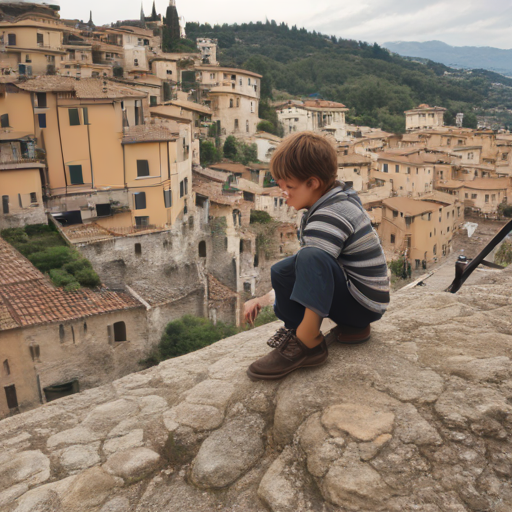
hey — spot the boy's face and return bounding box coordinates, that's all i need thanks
[276,177,322,210]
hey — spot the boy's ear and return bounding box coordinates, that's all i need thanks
[307,177,322,190]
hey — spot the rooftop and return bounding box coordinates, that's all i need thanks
[337,154,373,165]
[405,104,447,113]
[0,237,142,331]
[161,100,212,116]
[382,196,443,216]
[196,65,262,79]
[15,77,146,100]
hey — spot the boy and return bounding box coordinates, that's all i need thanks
[245,131,390,381]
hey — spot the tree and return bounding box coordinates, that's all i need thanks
[200,140,222,167]
[257,120,275,133]
[223,136,238,160]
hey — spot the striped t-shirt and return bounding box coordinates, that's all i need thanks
[298,184,390,314]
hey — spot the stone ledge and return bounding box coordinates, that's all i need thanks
[1,267,512,511]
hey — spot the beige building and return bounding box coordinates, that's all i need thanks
[276,100,348,142]
[380,195,463,268]
[0,237,147,418]
[405,104,446,132]
[0,132,46,229]
[436,177,512,215]
[0,19,67,76]
[195,65,261,137]
[337,153,373,192]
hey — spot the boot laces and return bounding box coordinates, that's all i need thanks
[267,327,291,348]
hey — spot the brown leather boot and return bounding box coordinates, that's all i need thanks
[247,330,328,381]
[336,324,371,344]
[266,326,292,348]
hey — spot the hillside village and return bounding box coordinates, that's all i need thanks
[1,0,512,422]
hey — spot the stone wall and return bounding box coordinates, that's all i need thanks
[0,206,47,230]
[3,267,512,511]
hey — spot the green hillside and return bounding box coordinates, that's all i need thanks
[185,21,512,133]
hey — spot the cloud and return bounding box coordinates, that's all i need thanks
[58,0,512,49]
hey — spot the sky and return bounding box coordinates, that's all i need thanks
[49,0,512,49]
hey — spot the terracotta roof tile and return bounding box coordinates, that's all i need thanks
[0,237,142,331]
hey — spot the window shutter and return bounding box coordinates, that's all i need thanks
[69,165,83,185]
[38,113,46,128]
[164,189,172,208]
[134,192,146,209]
[136,160,150,177]
[0,114,9,128]
[68,108,80,126]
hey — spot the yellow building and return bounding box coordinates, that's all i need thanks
[380,195,463,268]
[0,133,46,229]
[0,19,67,76]
[0,76,193,230]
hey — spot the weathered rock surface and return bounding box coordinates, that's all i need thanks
[2,268,512,511]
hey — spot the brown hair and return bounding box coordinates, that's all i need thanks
[270,131,338,187]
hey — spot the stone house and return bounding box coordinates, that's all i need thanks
[276,100,348,142]
[405,104,446,132]
[379,195,463,268]
[196,38,218,66]
[195,65,261,137]
[0,237,147,419]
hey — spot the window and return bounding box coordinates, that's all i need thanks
[392,210,398,218]
[38,114,46,128]
[29,344,40,361]
[251,101,254,113]
[135,216,149,229]
[465,193,469,198]
[59,324,65,341]
[68,108,80,126]
[492,194,496,202]
[113,321,127,342]
[395,165,399,173]
[485,194,489,203]
[390,234,395,244]
[184,178,189,195]
[167,70,173,75]
[1,114,9,128]
[382,163,388,173]
[134,243,141,255]
[164,189,172,208]
[3,359,10,376]
[37,33,43,46]
[134,192,146,209]
[405,217,411,227]
[7,34,16,46]
[4,385,18,409]
[198,241,206,257]
[248,78,251,85]
[46,55,55,63]
[83,107,89,126]
[150,96,157,107]
[81,54,87,61]
[234,119,239,130]
[25,54,31,63]
[30,192,37,203]
[239,78,243,86]
[36,92,47,108]
[236,97,240,108]
[471,194,477,199]
[136,160,150,177]
[502,153,509,161]
[433,244,437,255]
[69,165,83,185]
[210,73,216,79]
[468,152,474,160]
[180,180,184,198]
[246,120,249,133]
[134,59,139,66]
[229,98,233,108]
[407,167,411,174]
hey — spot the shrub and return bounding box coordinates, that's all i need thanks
[1,228,29,244]
[24,224,53,236]
[200,140,222,167]
[49,268,79,288]
[495,241,512,267]
[74,267,101,288]
[250,210,273,224]
[253,306,277,327]
[63,258,93,275]
[150,315,238,363]
[64,281,81,292]
[28,246,75,273]
[256,120,275,133]
[388,257,407,279]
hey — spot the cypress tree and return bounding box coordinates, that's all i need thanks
[151,0,158,21]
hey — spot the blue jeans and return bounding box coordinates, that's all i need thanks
[271,247,382,330]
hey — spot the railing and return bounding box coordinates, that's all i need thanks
[0,155,45,165]
[104,224,164,236]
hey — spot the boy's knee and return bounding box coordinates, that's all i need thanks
[296,247,334,267]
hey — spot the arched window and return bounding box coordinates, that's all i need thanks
[229,98,233,108]
[113,321,127,342]
[198,241,206,258]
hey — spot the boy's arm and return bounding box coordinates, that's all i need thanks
[244,289,275,324]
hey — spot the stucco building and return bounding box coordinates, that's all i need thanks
[405,105,446,132]
[276,100,348,141]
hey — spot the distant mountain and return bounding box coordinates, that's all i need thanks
[383,41,512,77]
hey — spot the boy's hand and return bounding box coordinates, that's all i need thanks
[244,298,262,325]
